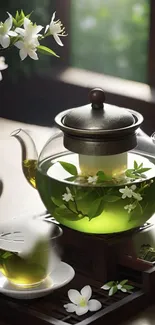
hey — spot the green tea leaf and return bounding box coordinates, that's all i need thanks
[109,286,118,296]
[37,45,59,57]
[120,279,128,286]
[54,206,79,221]
[123,285,134,291]
[87,197,104,220]
[134,161,138,169]
[103,195,120,203]
[58,161,78,176]
[137,168,151,174]
[139,163,143,168]
[125,169,137,178]
[97,171,112,181]
[51,196,64,207]
[65,176,77,182]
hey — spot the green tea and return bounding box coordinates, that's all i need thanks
[0,241,50,287]
[23,159,37,189]
[36,152,155,234]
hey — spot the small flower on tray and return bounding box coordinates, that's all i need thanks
[101,280,134,296]
[64,285,102,316]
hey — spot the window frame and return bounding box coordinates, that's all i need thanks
[54,0,155,109]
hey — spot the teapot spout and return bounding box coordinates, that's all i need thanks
[11,129,38,189]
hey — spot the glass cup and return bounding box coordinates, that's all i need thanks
[0,224,63,288]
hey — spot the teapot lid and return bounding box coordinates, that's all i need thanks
[63,88,135,131]
[55,88,143,155]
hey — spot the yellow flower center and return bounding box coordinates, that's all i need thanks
[79,298,87,307]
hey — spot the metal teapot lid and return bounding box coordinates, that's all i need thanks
[55,88,143,155]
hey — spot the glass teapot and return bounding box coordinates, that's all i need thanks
[12,88,155,234]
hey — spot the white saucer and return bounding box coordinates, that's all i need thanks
[0,262,75,299]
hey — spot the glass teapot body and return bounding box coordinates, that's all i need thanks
[12,89,155,234]
[35,129,155,234]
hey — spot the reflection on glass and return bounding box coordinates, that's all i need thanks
[71,0,149,83]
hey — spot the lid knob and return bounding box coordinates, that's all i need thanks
[89,88,105,109]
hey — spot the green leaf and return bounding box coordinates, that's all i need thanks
[65,176,77,182]
[37,45,59,57]
[109,286,118,296]
[103,195,120,203]
[97,171,112,181]
[2,251,13,259]
[15,10,20,21]
[16,18,25,27]
[104,281,115,288]
[134,161,138,169]
[139,163,143,168]
[20,10,25,19]
[58,161,78,176]
[137,168,151,174]
[51,196,64,207]
[123,285,134,291]
[125,169,137,179]
[87,197,104,220]
[120,279,128,286]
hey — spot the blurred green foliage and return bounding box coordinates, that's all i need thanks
[71,0,150,83]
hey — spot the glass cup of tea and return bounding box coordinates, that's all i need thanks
[0,223,63,288]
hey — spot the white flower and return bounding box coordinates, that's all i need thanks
[0,56,8,81]
[132,192,142,201]
[87,176,98,185]
[124,204,135,214]
[62,187,74,202]
[119,186,133,199]
[15,17,43,60]
[64,285,102,316]
[0,13,17,48]
[15,17,43,40]
[46,12,66,47]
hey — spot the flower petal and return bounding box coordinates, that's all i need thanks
[1,35,10,48]
[131,185,136,191]
[50,12,56,24]
[45,24,49,34]
[28,49,38,60]
[24,17,31,29]
[14,41,23,49]
[88,299,102,312]
[4,13,12,32]
[68,289,82,305]
[64,303,76,313]
[81,285,92,302]
[8,30,18,37]
[53,33,64,46]
[20,48,27,61]
[117,284,122,289]
[76,306,89,316]
[15,27,25,36]
[32,25,43,35]
[0,71,2,81]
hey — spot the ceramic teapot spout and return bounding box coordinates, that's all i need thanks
[11,129,38,189]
